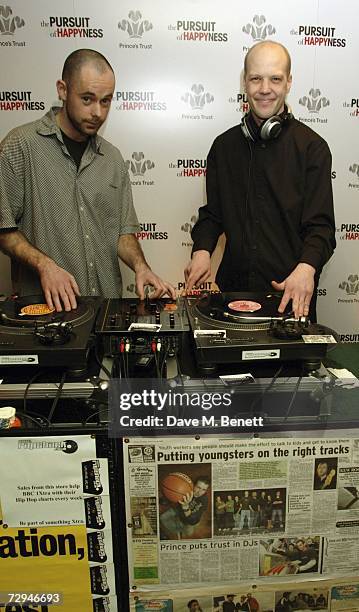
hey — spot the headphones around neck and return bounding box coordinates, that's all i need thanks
[240,105,292,142]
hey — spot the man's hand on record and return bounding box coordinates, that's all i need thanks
[38,259,80,312]
[271,263,315,319]
[135,266,176,300]
[184,250,211,293]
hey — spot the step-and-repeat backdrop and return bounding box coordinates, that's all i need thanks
[0,0,358,339]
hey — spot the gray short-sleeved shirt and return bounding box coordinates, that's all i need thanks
[0,107,140,297]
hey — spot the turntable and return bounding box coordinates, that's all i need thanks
[185,292,337,371]
[0,295,102,370]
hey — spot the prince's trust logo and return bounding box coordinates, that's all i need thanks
[0,5,25,47]
[299,89,330,113]
[0,5,24,34]
[349,163,359,189]
[242,15,276,41]
[182,84,214,110]
[126,152,154,176]
[118,10,153,49]
[181,215,198,248]
[181,84,214,120]
[119,10,152,37]
[339,275,359,298]
[181,215,198,235]
[298,89,329,125]
[126,152,155,186]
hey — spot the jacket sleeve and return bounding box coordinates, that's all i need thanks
[191,140,224,254]
[299,138,336,271]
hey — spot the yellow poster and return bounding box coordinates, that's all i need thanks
[0,522,93,611]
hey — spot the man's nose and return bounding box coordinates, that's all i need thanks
[259,78,271,93]
[91,102,101,117]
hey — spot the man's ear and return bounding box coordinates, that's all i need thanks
[56,79,67,102]
[286,73,293,94]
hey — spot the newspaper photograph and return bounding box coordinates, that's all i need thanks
[330,583,359,610]
[123,435,359,588]
[129,577,356,611]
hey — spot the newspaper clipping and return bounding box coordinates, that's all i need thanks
[123,435,359,590]
[129,578,359,611]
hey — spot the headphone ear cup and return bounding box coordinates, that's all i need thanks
[260,115,283,140]
[240,114,255,141]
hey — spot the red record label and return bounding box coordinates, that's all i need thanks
[20,303,55,316]
[228,300,262,312]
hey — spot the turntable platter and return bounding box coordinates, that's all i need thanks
[185,292,332,368]
[0,295,95,333]
[0,295,102,369]
[192,292,292,331]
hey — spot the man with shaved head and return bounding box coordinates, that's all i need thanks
[185,41,335,320]
[0,49,175,310]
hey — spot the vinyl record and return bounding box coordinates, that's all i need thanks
[193,292,291,325]
[0,295,93,331]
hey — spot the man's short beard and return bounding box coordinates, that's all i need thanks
[65,103,93,139]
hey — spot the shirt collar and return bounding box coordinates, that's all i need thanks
[36,107,103,154]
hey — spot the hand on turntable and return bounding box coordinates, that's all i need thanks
[271,262,315,318]
[38,258,80,312]
[184,249,211,293]
[135,267,176,300]
[117,234,176,299]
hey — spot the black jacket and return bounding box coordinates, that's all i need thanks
[192,116,336,293]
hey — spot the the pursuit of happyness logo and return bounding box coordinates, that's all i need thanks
[118,10,153,50]
[0,90,45,111]
[290,24,347,47]
[169,158,207,178]
[41,15,103,38]
[168,18,228,42]
[336,220,359,241]
[114,90,166,111]
[0,5,25,47]
[126,151,155,186]
[298,88,330,126]
[228,91,250,115]
[343,97,359,118]
[135,222,168,241]
[177,279,215,294]
[181,84,214,120]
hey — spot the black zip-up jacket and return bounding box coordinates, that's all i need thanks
[191,116,336,294]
